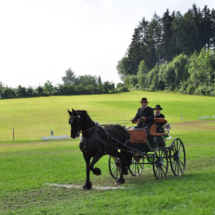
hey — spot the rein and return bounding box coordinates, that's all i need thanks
[82,124,141,154]
[82,123,99,133]
[81,124,139,154]
[69,110,145,156]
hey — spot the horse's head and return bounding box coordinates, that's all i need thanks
[68,109,82,139]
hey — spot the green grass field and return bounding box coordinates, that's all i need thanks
[0,91,215,214]
[1,91,215,142]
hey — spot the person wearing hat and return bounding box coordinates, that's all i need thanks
[154,104,165,132]
[131,98,154,129]
[154,104,165,118]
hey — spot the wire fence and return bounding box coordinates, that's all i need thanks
[1,109,215,143]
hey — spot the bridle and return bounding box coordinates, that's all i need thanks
[69,114,81,137]
[69,114,100,135]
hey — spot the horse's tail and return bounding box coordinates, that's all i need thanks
[114,124,130,144]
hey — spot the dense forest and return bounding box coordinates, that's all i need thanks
[0,68,128,99]
[117,4,215,96]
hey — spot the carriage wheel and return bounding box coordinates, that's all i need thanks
[153,147,168,180]
[170,138,186,176]
[129,154,144,176]
[109,156,121,179]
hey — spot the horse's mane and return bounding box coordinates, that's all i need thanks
[75,110,92,121]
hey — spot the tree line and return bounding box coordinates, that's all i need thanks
[117,4,215,96]
[124,48,215,96]
[0,68,128,99]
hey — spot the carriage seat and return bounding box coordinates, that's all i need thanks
[127,128,147,143]
[131,118,168,137]
[132,118,167,125]
[153,118,167,124]
[150,118,167,136]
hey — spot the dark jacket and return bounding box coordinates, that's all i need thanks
[134,106,154,127]
[154,113,165,132]
[154,113,165,118]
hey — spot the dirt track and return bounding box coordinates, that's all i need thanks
[43,183,130,190]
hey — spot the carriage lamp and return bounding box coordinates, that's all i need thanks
[162,124,172,140]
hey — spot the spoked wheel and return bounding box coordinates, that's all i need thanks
[129,154,144,176]
[170,138,186,176]
[153,147,168,180]
[109,156,121,179]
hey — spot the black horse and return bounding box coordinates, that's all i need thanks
[68,109,131,190]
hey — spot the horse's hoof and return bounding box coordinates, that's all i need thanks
[83,186,92,190]
[82,183,92,190]
[115,181,120,185]
[115,179,125,185]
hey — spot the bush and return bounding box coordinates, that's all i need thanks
[134,84,141,90]
[186,84,195,95]
[210,89,215,97]
[129,75,138,88]
[194,86,214,96]
[116,86,129,92]
[116,83,124,88]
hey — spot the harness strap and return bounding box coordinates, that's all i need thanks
[82,122,99,133]
[99,126,112,154]
[81,124,140,155]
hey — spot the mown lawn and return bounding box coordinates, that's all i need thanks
[0,91,215,214]
[1,121,215,214]
[1,91,215,142]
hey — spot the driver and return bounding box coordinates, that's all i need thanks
[131,98,154,129]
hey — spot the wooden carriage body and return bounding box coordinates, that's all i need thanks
[127,118,168,152]
[109,118,186,180]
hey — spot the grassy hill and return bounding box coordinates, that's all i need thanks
[0,91,215,214]
[1,91,215,142]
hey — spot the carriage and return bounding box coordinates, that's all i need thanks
[68,109,186,189]
[109,118,186,180]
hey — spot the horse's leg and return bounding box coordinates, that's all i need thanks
[89,154,102,175]
[83,153,92,190]
[115,151,126,185]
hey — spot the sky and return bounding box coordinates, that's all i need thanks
[0,0,214,88]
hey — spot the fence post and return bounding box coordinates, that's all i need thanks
[13,128,15,142]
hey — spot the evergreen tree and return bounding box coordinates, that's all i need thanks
[202,5,213,48]
[160,9,175,62]
[119,4,215,83]
[98,76,102,84]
